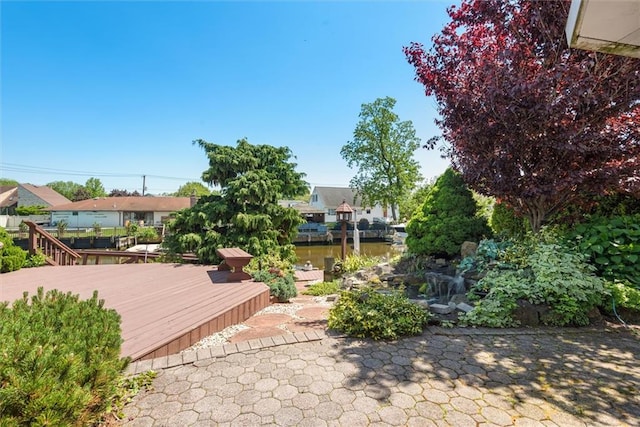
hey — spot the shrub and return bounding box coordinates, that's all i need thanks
[0,228,27,273]
[490,201,529,239]
[357,218,370,230]
[342,253,382,274]
[15,205,48,216]
[328,288,431,340]
[604,280,640,313]
[252,269,297,302]
[569,214,640,287]
[1,246,27,273]
[136,226,159,243]
[23,251,47,268]
[0,287,128,425]
[246,251,293,275]
[461,233,606,327]
[406,168,491,258]
[303,280,341,296]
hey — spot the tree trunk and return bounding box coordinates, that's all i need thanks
[390,204,398,221]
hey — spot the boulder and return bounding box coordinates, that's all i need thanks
[461,241,478,258]
[429,303,454,315]
[512,300,550,327]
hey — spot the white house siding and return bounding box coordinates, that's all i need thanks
[309,187,391,224]
[51,211,120,228]
[153,212,175,225]
[323,207,387,224]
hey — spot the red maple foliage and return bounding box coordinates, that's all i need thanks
[404,0,640,231]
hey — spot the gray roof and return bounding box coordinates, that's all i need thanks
[312,187,363,209]
[20,184,71,206]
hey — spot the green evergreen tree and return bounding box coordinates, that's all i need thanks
[163,138,307,264]
[406,168,491,257]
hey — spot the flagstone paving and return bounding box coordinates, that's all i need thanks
[122,325,640,426]
[122,270,640,425]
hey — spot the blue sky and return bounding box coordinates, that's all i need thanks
[1,1,453,195]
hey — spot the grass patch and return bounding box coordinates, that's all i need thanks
[303,280,341,296]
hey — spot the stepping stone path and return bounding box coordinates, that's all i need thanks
[214,273,333,346]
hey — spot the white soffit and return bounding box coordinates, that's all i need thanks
[566,0,640,58]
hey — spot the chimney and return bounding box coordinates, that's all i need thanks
[190,192,198,207]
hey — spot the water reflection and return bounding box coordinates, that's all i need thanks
[294,242,396,270]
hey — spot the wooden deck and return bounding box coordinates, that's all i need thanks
[0,264,270,361]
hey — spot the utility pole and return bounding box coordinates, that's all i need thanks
[142,175,146,196]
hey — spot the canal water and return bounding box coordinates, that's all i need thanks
[78,242,397,268]
[294,242,397,270]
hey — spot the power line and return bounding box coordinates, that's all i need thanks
[0,162,201,182]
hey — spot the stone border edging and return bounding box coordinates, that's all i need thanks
[125,329,333,375]
[125,324,626,376]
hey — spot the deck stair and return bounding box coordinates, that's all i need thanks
[23,220,81,266]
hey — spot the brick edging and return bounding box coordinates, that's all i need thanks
[125,324,626,375]
[125,330,331,375]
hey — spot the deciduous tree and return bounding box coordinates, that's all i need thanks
[108,189,141,197]
[172,181,212,197]
[164,138,308,264]
[341,97,423,221]
[0,178,19,187]
[405,0,640,232]
[47,181,82,200]
[84,178,107,198]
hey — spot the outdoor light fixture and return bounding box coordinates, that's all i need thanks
[336,199,353,260]
[336,200,353,223]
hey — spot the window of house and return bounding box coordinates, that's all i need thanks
[366,208,371,214]
[312,194,318,202]
[328,209,336,215]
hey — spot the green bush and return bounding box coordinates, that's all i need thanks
[490,201,529,239]
[303,280,341,296]
[569,215,640,287]
[246,251,293,275]
[23,251,47,268]
[328,288,431,340]
[0,288,128,426]
[342,253,382,274]
[0,228,27,273]
[604,280,640,313]
[136,226,159,243]
[406,168,491,258]
[1,246,27,273]
[15,205,48,216]
[462,233,606,327]
[252,269,298,302]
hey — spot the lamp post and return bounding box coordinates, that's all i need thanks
[336,199,353,261]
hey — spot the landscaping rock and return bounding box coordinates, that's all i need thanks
[461,241,478,258]
[455,302,474,313]
[429,304,454,315]
[513,300,550,327]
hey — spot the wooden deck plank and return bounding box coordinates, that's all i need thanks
[0,263,269,360]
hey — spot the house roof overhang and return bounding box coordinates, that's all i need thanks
[566,0,640,58]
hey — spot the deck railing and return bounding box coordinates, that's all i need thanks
[23,220,81,266]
